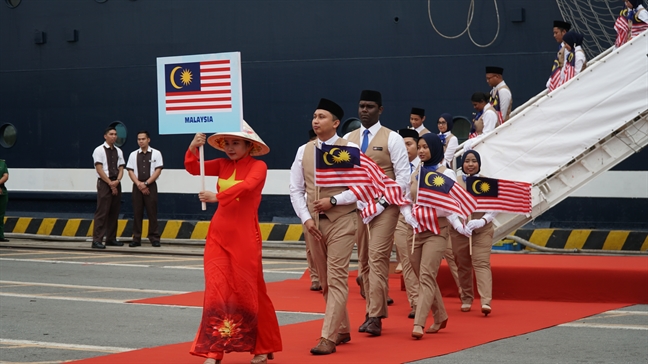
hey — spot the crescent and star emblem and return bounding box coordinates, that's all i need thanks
[322,147,340,166]
[472,179,483,194]
[424,171,446,187]
[169,66,183,89]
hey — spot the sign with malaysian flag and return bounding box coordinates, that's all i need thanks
[156,52,242,134]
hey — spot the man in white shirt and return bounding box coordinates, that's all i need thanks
[485,66,512,123]
[344,90,410,336]
[126,130,164,247]
[91,127,125,249]
[547,20,571,91]
[289,98,359,355]
[409,107,430,136]
[471,92,498,137]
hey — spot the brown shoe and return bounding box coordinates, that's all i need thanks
[365,317,382,336]
[425,318,448,334]
[310,282,322,291]
[310,337,336,355]
[356,275,365,299]
[387,296,394,305]
[358,315,370,332]
[335,332,351,345]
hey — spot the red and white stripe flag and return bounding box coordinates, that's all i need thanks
[412,204,439,235]
[466,176,532,214]
[165,60,232,113]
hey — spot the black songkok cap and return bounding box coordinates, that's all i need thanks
[410,107,425,117]
[317,98,344,120]
[553,20,571,31]
[397,128,419,141]
[485,66,504,75]
[359,90,382,106]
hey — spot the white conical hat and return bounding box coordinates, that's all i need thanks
[207,120,270,156]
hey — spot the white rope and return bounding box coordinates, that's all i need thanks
[427,0,501,47]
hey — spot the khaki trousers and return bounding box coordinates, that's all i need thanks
[444,239,465,299]
[409,219,449,328]
[449,223,494,306]
[393,215,419,308]
[355,211,370,299]
[308,212,357,342]
[304,233,320,284]
[362,204,400,318]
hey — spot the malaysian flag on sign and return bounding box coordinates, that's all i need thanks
[314,144,372,187]
[165,60,232,114]
[466,176,532,214]
[416,165,476,218]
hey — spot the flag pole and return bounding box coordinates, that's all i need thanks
[314,141,319,230]
[199,145,206,211]
[411,163,421,255]
[468,213,473,256]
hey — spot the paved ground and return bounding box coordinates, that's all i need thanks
[0,238,646,364]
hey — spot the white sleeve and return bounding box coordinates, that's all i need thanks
[442,168,457,182]
[482,211,499,223]
[126,151,136,171]
[387,132,411,198]
[575,51,586,74]
[117,148,126,167]
[638,7,648,23]
[482,111,498,134]
[288,145,312,224]
[153,149,164,170]
[499,88,512,119]
[444,136,459,167]
[92,146,104,166]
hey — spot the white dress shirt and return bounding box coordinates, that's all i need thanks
[289,134,359,224]
[92,142,125,178]
[481,104,498,135]
[572,46,586,74]
[343,121,411,197]
[126,147,164,180]
[413,125,428,134]
[491,80,512,120]
[440,132,458,167]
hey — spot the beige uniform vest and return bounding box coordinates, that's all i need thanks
[494,84,512,122]
[418,128,431,136]
[302,140,356,222]
[348,126,395,180]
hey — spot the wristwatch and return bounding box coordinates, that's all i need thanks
[330,196,337,206]
[377,196,389,208]
[144,181,148,186]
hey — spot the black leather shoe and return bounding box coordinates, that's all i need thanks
[129,241,141,247]
[408,307,416,319]
[387,296,394,305]
[105,240,123,246]
[356,275,366,299]
[151,241,161,247]
[310,282,322,291]
[365,317,382,336]
[91,241,105,249]
[358,315,370,332]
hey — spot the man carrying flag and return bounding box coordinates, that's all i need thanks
[289,98,360,356]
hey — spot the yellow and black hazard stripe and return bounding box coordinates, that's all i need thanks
[512,229,648,251]
[2,217,305,242]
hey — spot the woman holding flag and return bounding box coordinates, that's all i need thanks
[184,123,282,364]
[450,150,497,316]
[409,133,470,339]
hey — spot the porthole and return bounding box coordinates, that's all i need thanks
[0,123,17,148]
[109,121,127,147]
[5,0,21,8]
[452,116,472,145]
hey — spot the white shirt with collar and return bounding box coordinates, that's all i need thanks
[482,104,498,135]
[492,80,512,120]
[289,134,359,224]
[126,146,164,181]
[409,156,420,175]
[92,142,125,178]
[440,132,458,167]
[343,121,411,197]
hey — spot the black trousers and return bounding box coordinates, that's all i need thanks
[131,182,160,243]
[93,179,121,242]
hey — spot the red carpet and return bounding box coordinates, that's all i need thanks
[70,255,647,364]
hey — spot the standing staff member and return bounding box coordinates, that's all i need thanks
[126,130,164,248]
[409,107,430,136]
[91,127,125,249]
[290,98,359,355]
[469,92,499,138]
[485,66,512,123]
[547,20,572,90]
[344,90,410,336]
[437,113,458,168]
[0,159,8,242]
[451,150,496,316]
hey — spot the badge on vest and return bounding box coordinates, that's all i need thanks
[372,146,383,151]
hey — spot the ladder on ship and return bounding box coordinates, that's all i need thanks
[455,32,648,242]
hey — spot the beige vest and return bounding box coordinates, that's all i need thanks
[495,84,512,122]
[441,132,455,152]
[303,140,356,222]
[348,126,395,180]
[418,128,431,136]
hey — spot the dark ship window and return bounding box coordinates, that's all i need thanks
[109,121,127,148]
[0,123,17,148]
[452,116,472,145]
[340,117,361,136]
[5,0,21,9]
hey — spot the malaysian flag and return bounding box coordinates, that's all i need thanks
[563,51,576,83]
[466,176,532,214]
[614,15,631,48]
[314,144,372,187]
[355,152,409,207]
[416,165,476,218]
[165,60,232,113]
[548,48,563,92]
[412,204,439,235]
